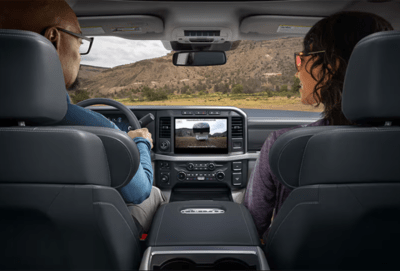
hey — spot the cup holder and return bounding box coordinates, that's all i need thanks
[156,258,196,270]
[154,257,256,270]
[213,258,256,270]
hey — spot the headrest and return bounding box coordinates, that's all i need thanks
[342,31,400,124]
[0,128,111,186]
[0,29,67,125]
[269,126,400,188]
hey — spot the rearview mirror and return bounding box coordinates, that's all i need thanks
[173,51,226,66]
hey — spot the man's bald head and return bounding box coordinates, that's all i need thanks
[0,0,79,34]
[0,0,82,90]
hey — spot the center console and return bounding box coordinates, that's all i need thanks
[139,200,269,270]
[154,108,250,201]
[94,106,268,269]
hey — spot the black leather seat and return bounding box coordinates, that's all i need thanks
[0,29,142,270]
[265,31,400,270]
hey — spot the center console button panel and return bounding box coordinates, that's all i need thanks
[156,160,248,189]
[155,108,247,191]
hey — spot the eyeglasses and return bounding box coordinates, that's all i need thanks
[56,28,94,55]
[294,50,325,72]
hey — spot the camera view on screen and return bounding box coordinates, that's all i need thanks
[175,119,228,154]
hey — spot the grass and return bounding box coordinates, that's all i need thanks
[115,94,323,112]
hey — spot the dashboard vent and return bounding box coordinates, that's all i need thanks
[159,117,171,138]
[184,30,220,37]
[231,117,243,138]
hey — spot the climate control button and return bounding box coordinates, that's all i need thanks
[208,163,215,170]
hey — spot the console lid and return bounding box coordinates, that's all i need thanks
[146,201,260,247]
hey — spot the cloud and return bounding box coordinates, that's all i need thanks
[80,36,171,68]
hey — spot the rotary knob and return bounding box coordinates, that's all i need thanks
[208,163,215,171]
[178,172,186,181]
[186,163,194,171]
[160,140,170,151]
[161,174,169,183]
[216,171,225,181]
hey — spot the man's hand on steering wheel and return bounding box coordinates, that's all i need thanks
[128,128,153,149]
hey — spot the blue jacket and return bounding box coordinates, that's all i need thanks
[56,94,153,204]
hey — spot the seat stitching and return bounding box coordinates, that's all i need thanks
[268,201,319,250]
[97,135,134,188]
[239,204,255,244]
[277,134,314,189]
[345,185,364,209]
[93,201,141,251]
[46,185,66,214]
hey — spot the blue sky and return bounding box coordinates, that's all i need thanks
[80,36,171,68]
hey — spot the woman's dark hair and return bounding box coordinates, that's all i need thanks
[304,11,393,125]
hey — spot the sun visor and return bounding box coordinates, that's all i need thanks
[79,15,164,37]
[240,16,323,39]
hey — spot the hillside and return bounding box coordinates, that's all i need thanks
[75,37,303,98]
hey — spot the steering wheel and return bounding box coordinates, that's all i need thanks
[76,98,141,130]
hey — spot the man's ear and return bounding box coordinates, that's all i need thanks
[43,27,61,52]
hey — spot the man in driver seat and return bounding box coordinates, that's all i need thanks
[0,0,165,234]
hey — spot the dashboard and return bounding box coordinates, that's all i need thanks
[93,106,321,202]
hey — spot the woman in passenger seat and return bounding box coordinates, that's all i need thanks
[243,11,393,243]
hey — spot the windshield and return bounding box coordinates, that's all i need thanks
[74,36,322,112]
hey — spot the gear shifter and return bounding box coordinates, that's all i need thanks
[138,113,155,128]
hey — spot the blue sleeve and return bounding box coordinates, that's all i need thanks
[120,137,153,204]
[58,102,118,129]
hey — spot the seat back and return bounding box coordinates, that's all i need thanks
[266,31,400,270]
[0,30,142,269]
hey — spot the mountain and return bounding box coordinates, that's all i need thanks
[75,37,303,97]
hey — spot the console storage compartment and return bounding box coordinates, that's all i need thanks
[140,201,269,270]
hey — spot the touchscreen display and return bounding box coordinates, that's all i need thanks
[175,118,228,154]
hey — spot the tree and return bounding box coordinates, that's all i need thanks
[231,84,243,94]
[280,84,288,92]
[242,78,262,93]
[214,83,229,93]
[142,86,168,101]
[70,89,90,104]
[291,76,301,93]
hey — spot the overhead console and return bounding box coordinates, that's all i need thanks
[172,27,233,44]
[155,107,248,198]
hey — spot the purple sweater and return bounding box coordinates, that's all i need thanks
[243,118,327,239]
